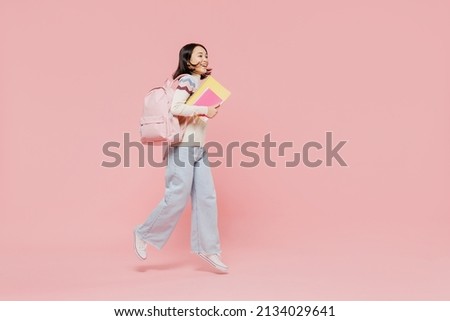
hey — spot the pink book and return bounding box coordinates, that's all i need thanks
[186,76,231,122]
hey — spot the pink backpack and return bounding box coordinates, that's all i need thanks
[140,74,189,144]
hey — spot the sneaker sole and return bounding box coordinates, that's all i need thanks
[197,253,228,273]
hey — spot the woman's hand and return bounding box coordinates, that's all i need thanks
[206,103,221,118]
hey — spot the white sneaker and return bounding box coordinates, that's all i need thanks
[197,253,229,273]
[134,227,147,260]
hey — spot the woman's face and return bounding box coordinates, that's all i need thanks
[189,46,208,75]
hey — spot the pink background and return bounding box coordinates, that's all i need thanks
[1,0,449,300]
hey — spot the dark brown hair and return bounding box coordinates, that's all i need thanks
[172,43,212,80]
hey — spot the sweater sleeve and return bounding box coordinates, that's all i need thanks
[170,75,209,116]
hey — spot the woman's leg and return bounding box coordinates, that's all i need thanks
[136,146,194,250]
[190,147,221,255]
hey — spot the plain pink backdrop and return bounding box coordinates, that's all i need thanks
[1,0,449,300]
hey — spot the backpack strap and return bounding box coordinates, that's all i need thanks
[165,73,191,90]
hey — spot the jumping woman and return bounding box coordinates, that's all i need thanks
[134,43,228,273]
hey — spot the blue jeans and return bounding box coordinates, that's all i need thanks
[135,146,221,255]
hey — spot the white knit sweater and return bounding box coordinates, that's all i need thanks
[170,74,209,147]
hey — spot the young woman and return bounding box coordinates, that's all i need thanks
[134,43,228,273]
